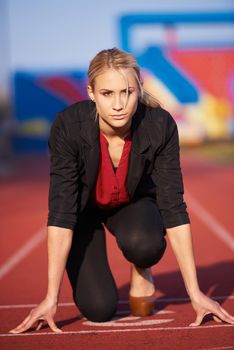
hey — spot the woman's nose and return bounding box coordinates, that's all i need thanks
[112,95,124,110]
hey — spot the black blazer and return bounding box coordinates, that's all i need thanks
[47,100,190,231]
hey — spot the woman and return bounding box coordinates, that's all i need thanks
[10,48,234,333]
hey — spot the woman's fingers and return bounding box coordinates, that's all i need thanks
[9,312,34,333]
[46,316,62,333]
[9,299,60,334]
[189,311,209,327]
[35,320,45,331]
[189,300,234,327]
[10,318,61,334]
[219,306,234,321]
[9,313,37,333]
[209,302,234,324]
[212,315,222,323]
[10,315,61,334]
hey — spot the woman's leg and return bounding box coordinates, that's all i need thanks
[66,206,118,322]
[105,197,167,269]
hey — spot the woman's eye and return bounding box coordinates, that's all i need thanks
[123,90,132,95]
[102,90,133,97]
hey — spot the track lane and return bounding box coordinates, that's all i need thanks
[0,154,233,349]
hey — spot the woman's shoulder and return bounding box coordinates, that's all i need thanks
[141,102,177,128]
[53,99,95,127]
[139,103,179,150]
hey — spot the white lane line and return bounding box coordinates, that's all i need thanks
[1,295,233,309]
[0,295,233,309]
[186,191,234,251]
[83,318,174,327]
[116,309,174,315]
[1,324,234,337]
[197,346,234,350]
[118,296,234,304]
[0,227,46,280]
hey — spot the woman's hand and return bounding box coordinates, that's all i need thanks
[9,297,62,334]
[189,290,234,327]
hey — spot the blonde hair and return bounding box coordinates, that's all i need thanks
[88,47,160,109]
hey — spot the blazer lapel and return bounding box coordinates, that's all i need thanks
[79,103,100,194]
[127,104,151,198]
[79,101,151,200]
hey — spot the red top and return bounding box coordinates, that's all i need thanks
[91,132,132,209]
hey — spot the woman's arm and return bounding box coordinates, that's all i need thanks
[151,108,233,325]
[9,226,73,334]
[166,223,200,298]
[46,226,73,303]
[166,223,234,326]
[10,111,80,334]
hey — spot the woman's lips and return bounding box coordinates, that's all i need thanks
[111,114,127,119]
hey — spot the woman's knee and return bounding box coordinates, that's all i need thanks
[74,293,118,322]
[120,234,167,268]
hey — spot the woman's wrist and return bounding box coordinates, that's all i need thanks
[187,287,202,301]
[45,292,59,304]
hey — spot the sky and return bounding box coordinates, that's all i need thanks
[0,0,233,99]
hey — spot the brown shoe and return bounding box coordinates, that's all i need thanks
[129,292,156,317]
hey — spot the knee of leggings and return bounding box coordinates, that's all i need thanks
[74,294,118,322]
[124,237,167,268]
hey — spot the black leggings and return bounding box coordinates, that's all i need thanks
[66,197,167,322]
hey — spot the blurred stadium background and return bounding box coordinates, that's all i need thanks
[0,0,234,176]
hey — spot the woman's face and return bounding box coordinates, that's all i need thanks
[87,68,140,131]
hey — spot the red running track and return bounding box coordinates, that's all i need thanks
[0,153,234,350]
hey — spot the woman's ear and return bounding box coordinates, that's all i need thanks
[87,85,95,102]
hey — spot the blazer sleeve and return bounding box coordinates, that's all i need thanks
[152,111,190,229]
[47,112,79,230]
